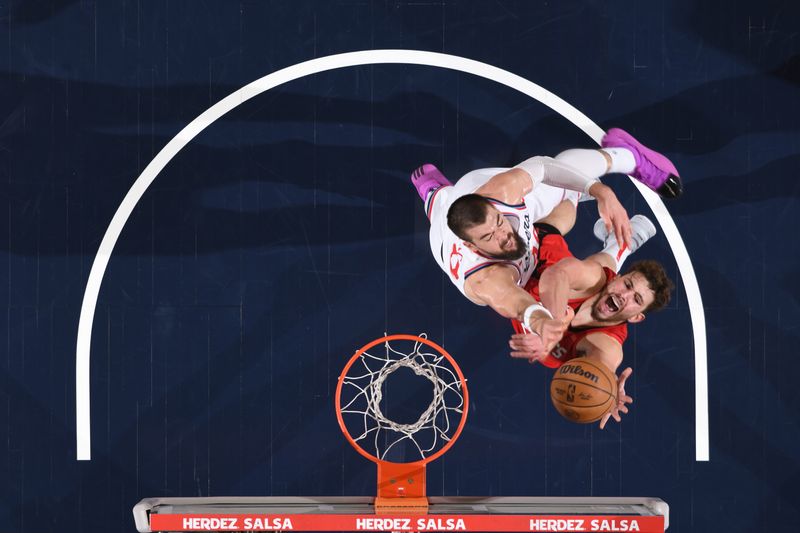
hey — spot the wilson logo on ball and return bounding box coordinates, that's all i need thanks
[558,364,600,384]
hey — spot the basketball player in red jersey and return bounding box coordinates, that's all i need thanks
[507,214,674,428]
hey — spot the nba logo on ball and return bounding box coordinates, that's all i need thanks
[550,358,617,423]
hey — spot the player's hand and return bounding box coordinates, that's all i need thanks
[599,367,634,429]
[531,306,574,352]
[589,183,632,249]
[509,308,575,363]
[509,332,548,362]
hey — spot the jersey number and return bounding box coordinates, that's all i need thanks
[551,343,568,360]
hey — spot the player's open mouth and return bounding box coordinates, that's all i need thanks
[605,295,621,313]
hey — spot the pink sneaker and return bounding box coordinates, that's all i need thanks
[411,163,452,202]
[601,128,683,198]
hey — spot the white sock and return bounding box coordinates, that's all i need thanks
[600,147,636,174]
[601,239,632,272]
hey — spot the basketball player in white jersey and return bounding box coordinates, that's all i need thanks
[411,129,681,426]
[412,129,682,429]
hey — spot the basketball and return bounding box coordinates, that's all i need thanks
[550,358,617,423]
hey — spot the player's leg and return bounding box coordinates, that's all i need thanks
[543,147,636,198]
[522,177,582,236]
[535,199,577,236]
[589,214,657,271]
[551,129,683,199]
[554,148,633,181]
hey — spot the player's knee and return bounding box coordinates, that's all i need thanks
[538,200,576,235]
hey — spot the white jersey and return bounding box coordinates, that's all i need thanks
[427,167,580,305]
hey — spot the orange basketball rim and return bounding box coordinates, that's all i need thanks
[335,334,469,512]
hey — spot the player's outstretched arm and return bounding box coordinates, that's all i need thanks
[579,333,633,429]
[508,257,608,361]
[584,251,617,272]
[537,256,607,320]
[465,264,567,351]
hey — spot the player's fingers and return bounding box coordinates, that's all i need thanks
[617,220,629,249]
[619,394,634,404]
[618,405,629,415]
[560,307,575,326]
[602,213,612,234]
[620,367,633,379]
[510,338,542,350]
[511,350,545,359]
[599,413,610,430]
[612,410,622,423]
[614,219,625,250]
[623,220,633,249]
[597,207,611,230]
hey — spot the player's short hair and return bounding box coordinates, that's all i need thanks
[447,194,493,241]
[626,260,674,313]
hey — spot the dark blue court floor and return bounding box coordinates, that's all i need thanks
[1,1,799,532]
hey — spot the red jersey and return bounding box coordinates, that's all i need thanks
[510,228,627,368]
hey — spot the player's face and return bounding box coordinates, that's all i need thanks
[463,207,527,260]
[591,272,655,324]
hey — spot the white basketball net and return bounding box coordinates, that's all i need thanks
[339,335,466,462]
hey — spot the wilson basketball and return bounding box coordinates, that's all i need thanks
[550,358,617,423]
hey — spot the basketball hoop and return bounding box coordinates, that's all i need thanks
[135,338,670,533]
[135,337,670,533]
[335,334,469,511]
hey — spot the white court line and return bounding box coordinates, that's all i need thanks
[76,49,709,461]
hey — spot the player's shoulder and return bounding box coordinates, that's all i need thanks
[465,260,518,281]
[583,330,624,347]
[462,261,520,301]
[574,335,623,374]
[578,331,624,368]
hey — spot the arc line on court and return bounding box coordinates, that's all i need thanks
[75,49,708,462]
